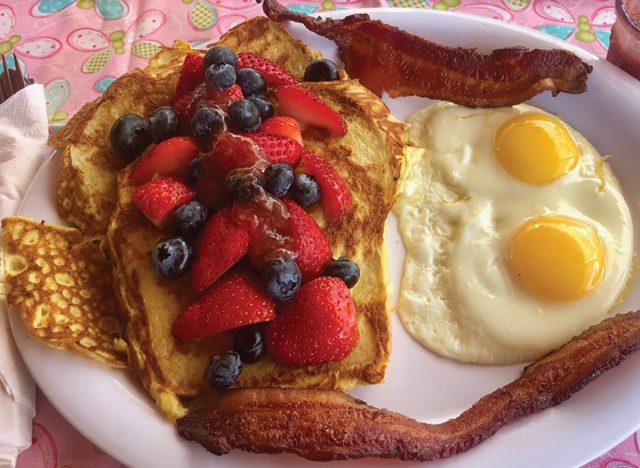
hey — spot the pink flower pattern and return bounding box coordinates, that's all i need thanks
[10,0,630,466]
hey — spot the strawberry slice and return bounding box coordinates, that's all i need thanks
[129,136,200,186]
[283,198,332,281]
[132,177,195,227]
[191,208,250,294]
[245,133,302,166]
[258,116,303,145]
[266,276,358,367]
[277,85,347,136]
[176,53,204,99]
[226,83,244,103]
[301,151,353,222]
[236,52,296,87]
[174,272,275,341]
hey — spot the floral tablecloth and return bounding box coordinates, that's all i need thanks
[7,0,633,467]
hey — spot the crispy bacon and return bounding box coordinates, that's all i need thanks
[178,311,640,461]
[262,0,592,107]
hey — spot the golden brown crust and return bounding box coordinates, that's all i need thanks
[2,217,127,367]
[263,0,592,107]
[177,310,640,461]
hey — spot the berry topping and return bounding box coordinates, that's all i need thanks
[289,173,320,207]
[151,237,192,280]
[206,62,236,90]
[173,86,202,128]
[229,99,261,133]
[176,53,204,98]
[186,156,203,187]
[149,106,179,144]
[174,272,276,340]
[304,59,340,82]
[190,106,228,151]
[284,198,332,281]
[174,200,209,237]
[110,114,151,163]
[263,259,302,302]
[325,258,360,288]
[226,172,265,202]
[132,177,195,227]
[266,276,358,367]
[259,116,303,145]
[226,84,244,103]
[277,85,347,136]
[191,208,250,294]
[246,95,274,121]
[302,150,353,222]
[129,136,200,186]
[203,47,237,69]
[237,52,296,87]
[264,163,294,198]
[236,68,267,97]
[233,325,265,364]
[207,351,242,389]
[245,133,302,166]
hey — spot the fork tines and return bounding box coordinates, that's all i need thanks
[0,53,30,104]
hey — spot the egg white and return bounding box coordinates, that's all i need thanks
[395,102,634,364]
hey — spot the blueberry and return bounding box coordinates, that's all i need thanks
[203,47,237,69]
[110,114,151,163]
[151,237,192,280]
[228,99,261,133]
[233,325,265,364]
[264,259,302,302]
[264,163,294,198]
[174,201,208,237]
[236,68,267,97]
[290,174,320,207]
[246,95,274,120]
[304,59,340,82]
[325,258,360,288]
[205,62,236,90]
[207,351,242,389]
[149,106,178,144]
[226,172,264,201]
[187,156,203,186]
[190,106,227,150]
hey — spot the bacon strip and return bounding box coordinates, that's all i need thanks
[262,0,592,108]
[178,310,640,461]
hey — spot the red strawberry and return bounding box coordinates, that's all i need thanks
[236,52,296,87]
[226,83,244,102]
[245,133,302,166]
[174,272,275,341]
[301,151,353,222]
[192,208,250,294]
[266,277,358,367]
[283,198,332,281]
[259,116,303,145]
[211,132,268,173]
[277,85,347,136]
[132,177,195,227]
[129,136,200,186]
[176,53,204,99]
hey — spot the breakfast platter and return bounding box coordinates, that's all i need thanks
[6,6,640,468]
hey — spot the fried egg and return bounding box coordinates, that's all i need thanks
[395,101,634,364]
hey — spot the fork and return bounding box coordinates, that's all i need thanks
[0,53,32,104]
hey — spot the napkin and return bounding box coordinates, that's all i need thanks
[0,84,49,468]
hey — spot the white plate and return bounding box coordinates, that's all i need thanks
[11,8,640,468]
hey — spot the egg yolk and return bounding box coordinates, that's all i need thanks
[494,113,579,185]
[508,216,605,301]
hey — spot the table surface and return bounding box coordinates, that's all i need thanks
[8,0,633,467]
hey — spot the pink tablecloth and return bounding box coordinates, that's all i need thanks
[7,0,631,466]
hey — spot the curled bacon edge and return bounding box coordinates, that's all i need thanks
[262,0,592,108]
[178,310,640,462]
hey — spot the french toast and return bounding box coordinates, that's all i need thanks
[4,18,408,421]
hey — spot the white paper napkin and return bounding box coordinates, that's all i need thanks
[0,84,49,468]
